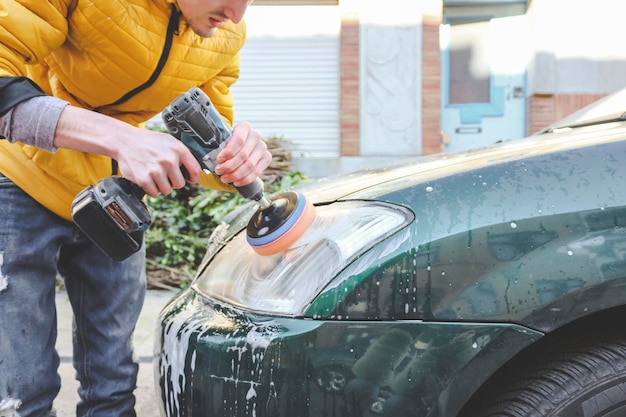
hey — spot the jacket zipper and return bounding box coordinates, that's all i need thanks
[96,4,180,175]
[95,5,179,112]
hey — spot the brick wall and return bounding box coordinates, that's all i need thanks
[339,16,360,156]
[527,93,606,134]
[421,14,443,155]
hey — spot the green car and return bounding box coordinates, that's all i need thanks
[155,92,626,417]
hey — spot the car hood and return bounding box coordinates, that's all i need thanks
[292,154,445,204]
[293,121,626,205]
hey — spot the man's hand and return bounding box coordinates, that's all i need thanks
[214,121,272,187]
[54,105,202,196]
[114,128,202,197]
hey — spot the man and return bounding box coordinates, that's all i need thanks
[0,0,268,415]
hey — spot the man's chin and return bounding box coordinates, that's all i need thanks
[191,26,218,38]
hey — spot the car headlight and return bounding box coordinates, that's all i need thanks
[193,201,413,316]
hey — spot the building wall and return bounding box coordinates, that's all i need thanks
[236,1,446,177]
[232,5,341,177]
[526,0,626,133]
[238,1,626,177]
[337,0,443,174]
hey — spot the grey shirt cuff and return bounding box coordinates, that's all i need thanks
[0,95,70,152]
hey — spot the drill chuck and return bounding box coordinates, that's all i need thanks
[235,179,271,208]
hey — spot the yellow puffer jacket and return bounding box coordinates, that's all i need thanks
[0,0,244,220]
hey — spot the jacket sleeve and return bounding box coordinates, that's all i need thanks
[199,53,240,126]
[0,76,45,115]
[0,95,69,151]
[198,19,246,126]
[0,0,73,112]
[0,0,73,77]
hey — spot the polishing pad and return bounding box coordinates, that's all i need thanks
[246,191,315,256]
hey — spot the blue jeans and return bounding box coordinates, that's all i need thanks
[0,174,146,417]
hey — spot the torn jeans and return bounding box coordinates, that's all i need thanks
[0,174,146,417]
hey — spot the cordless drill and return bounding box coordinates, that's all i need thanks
[162,87,271,209]
[162,88,316,257]
[72,88,315,261]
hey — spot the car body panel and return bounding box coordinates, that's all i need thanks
[156,289,542,417]
[301,130,626,330]
[309,205,626,329]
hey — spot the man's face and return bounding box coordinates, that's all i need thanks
[177,0,254,38]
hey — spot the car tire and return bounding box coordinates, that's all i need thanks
[465,338,626,417]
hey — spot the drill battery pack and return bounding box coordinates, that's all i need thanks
[71,176,152,262]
